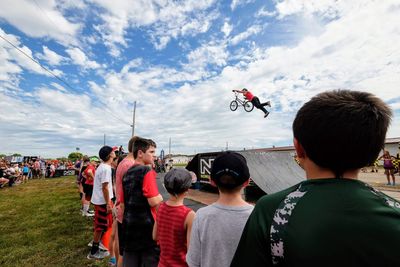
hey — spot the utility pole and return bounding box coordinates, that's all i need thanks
[131,101,136,137]
[226,141,228,151]
[103,134,106,146]
[169,137,171,157]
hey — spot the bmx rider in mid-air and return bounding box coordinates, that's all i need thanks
[233,88,271,118]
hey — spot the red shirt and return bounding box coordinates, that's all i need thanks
[243,91,254,101]
[157,202,192,267]
[115,157,135,223]
[84,164,96,185]
[34,161,40,170]
[142,169,159,221]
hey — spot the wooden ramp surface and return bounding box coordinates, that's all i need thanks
[239,151,305,194]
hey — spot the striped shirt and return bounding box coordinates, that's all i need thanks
[157,202,192,267]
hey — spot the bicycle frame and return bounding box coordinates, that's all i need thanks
[234,92,247,106]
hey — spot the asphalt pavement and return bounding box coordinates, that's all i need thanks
[156,172,206,211]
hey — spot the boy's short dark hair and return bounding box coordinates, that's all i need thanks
[128,136,138,153]
[293,90,392,177]
[133,137,157,158]
[211,151,250,191]
[164,168,192,196]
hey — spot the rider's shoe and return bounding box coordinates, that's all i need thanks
[264,111,269,118]
[266,101,271,107]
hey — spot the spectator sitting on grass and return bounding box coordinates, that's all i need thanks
[0,162,9,187]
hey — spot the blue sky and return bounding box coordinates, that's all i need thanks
[1,0,400,158]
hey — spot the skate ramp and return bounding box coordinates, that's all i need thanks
[238,151,305,194]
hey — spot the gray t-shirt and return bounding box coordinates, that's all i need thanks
[186,202,254,267]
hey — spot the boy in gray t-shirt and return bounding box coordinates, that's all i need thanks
[186,152,254,267]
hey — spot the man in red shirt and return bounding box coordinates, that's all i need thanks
[233,88,271,118]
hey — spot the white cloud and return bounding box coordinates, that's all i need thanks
[1,0,400,157]
[186,42,229,70]
[91,0,218,54]
[0,0,81,46]
[231,0,254,11]
[230,24,263,45]
[256,6,276,17]
[275,0,364,20]
[221,21,233,37]
[65,47,101,69]
[58,0,87,10]
[0,28,64,85]
[37,46,66,65]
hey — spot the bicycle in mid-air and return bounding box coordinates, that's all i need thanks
[230,92,254,112]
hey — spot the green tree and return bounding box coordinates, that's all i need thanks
[12,153,22,156]
[68,152,83,162]
[0,154,6,158]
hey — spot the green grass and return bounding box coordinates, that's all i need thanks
[172,163,188,167]
[0,176,109,267]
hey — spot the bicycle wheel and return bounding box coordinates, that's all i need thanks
[244,101,254,112]
[230,100,238,111]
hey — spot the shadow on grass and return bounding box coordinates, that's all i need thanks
[0,176,108,266]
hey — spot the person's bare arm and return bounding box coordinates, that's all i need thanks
[102,182,111,213]
[152,221,158,241]
[87,169,94,181]
[147,194,163,207]
[185,210,196,247]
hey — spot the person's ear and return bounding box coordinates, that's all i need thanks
[294,138,306,158]
[242,178,250,188]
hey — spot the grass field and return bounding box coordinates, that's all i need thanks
[0,176,109,267]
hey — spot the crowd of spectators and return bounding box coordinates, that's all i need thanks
[0,158,75,188]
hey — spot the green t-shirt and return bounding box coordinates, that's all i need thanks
[231,178,400,267]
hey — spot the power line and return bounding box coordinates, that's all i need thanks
[0,34,131,126]
[0,34,75,90]
[33,0,58,27]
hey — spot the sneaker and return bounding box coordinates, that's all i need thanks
[108,257,117,266]
[393,182,396,186]
[87,240,108,251]
[87,249,109,260]
[386,182,391,186]
[87,209,95,214]
[264,111,269,118]
[82,211,94,217]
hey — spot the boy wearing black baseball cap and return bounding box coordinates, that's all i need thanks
[87,145,117,260]
[187,151,253,267]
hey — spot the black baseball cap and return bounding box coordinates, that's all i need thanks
[99,146,117,161]
[211,151,250,189]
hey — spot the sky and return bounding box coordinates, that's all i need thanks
[0,0,400,158]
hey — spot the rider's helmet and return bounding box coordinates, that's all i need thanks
[242,88,248,91]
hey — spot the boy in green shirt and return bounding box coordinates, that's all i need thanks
[231,90,400,267]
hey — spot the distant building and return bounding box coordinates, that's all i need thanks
[244,137,400,159]
[165,154,193,165]
[384,137,400,157]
